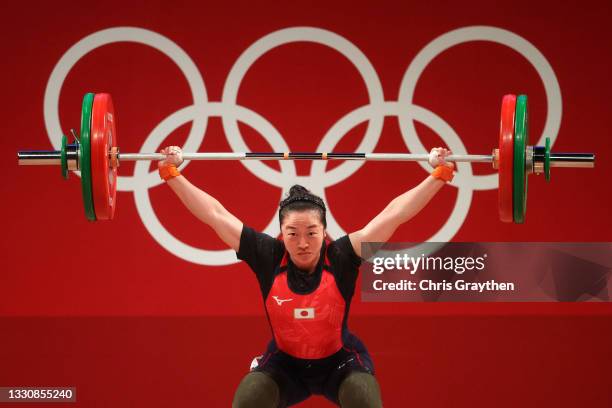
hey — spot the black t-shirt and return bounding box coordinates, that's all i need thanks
[236,225,362,303]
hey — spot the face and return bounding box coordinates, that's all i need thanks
[281,210,326,273]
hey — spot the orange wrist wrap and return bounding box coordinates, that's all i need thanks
[159,165,181,181]
[431,165,454,182]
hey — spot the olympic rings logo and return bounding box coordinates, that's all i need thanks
[44,26,561,266]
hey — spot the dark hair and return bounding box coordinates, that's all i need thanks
[279,185,327,228]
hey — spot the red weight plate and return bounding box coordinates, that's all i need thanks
[90,93,117,220]
[498,94,516,223]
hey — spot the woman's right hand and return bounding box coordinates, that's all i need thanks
[158,146,184,168]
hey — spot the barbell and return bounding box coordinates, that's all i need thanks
[17,93,595,223]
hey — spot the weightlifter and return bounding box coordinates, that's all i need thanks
[156,145,454,407]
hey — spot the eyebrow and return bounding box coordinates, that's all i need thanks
[285,225,319,229]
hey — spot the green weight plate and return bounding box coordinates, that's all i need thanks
[545,137,551,182]
[513,95,528,223]
[61,134,68,180]
[80,93,96,221]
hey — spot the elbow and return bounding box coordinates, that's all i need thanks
[202,203,224,228]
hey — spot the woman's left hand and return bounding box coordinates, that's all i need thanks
[428,147,454,169]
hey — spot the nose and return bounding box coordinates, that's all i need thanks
[298,237,309,250]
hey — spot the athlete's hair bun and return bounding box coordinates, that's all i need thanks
[288,185,309,197]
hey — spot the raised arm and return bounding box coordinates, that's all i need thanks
[159,146,243,251]
[348,148,454,257]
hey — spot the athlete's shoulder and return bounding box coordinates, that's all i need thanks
[328,235,361,266]
[237,224,284,262]
[329,235,357,256]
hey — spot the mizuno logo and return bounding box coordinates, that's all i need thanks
[272,296,293,306]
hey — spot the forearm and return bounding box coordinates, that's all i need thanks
[350,174,447,253]
[375,175,446,226]
[349,151,454,254]
[165,175,225,225]
[362,176,445,237]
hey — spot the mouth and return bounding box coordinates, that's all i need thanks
[297,252,311,256]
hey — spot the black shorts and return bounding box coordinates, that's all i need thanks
[252,332,375,407]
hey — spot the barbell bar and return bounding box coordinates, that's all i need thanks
[18,151,495,163]
[18,149,593,165]
[17,92,595,223]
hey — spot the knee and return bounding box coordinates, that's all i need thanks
[338,372,383,408]
[232,372,280,408]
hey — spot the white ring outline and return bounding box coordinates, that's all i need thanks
[221,27,385,188]
[133,103,290,265]
[398,25,561,190]
[43,26,209,192]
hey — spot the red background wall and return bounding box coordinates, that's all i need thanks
[1,0,611,406]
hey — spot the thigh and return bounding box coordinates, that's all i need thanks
[322,334,376,404]
[232,371,280,408]
[337,371,383,408]
[254,350,311,407]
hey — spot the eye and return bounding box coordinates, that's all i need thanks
[309,232,317,236]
